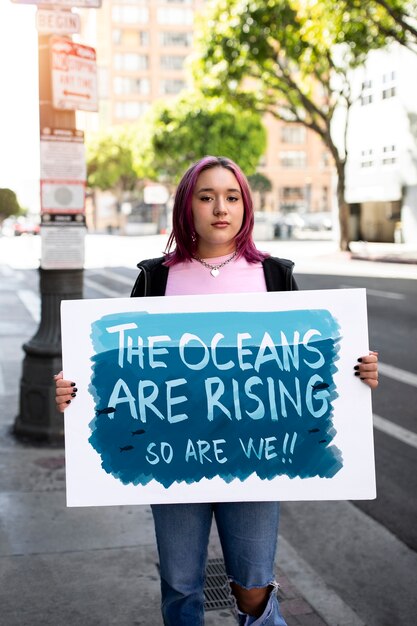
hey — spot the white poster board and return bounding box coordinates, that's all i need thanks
[61,289,376,507]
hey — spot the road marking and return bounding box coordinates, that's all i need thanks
[373,414,417,449]
[339,285,405,300]
[378,361,417,387]
[17,289,40,323]
[90,268,134,287]
[83,278,121,298]
[279,536,366,626]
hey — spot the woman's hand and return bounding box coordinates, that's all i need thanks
[354,351,379,390]
[54,371,77,412]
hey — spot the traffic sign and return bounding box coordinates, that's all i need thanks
[36,9,80,35]
[51,37,98,112]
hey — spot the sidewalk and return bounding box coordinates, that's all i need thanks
[348,240,417,264]
[0,268,337,626]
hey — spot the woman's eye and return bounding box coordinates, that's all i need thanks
[200,196,212,202]
[228,196,239,202]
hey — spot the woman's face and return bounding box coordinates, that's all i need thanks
[191,166,244,258]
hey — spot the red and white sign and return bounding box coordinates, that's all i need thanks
[51,38,98,112]
[36,9,80,35]
[40,129,86,214]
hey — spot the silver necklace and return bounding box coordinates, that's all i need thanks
[193,250,238,277]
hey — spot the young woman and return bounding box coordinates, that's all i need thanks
[56,156,378,626]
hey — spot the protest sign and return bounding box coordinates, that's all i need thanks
[61,289,376,506]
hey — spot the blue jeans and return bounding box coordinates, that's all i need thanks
[151,502,287,626]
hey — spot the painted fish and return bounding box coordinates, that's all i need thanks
[132,429,145,436]
[312,382,329,390]
[319,439,327,444]
[120,445,134,452]
[96,407,116,415]
[308,428,320,433]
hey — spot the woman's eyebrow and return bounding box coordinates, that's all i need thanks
[196,187,241,194]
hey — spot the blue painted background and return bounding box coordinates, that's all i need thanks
[88,309,342,488]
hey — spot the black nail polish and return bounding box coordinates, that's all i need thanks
[354,365,359,370]
[66,400,71,404]
[357,358,363,362]
[71,382,76,386]
[72,388,78,392]
[71,392,76,397]
[354,371,360,376]
[360,377,365,380]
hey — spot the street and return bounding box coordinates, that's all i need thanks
[1,234,417,625]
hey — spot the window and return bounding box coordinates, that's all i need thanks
[157,7,193,25]
[114,77,150,96]
[382,86,396,99]
[112,5,149,24]
[279,151,307,168]
[113,29,149,47]
[114,53,149,71]
[382,145,397,165]
[114,101,150,120]
[383,71,396,83]
[160,78,186,94]
[160,55,186,70]
[280,125,306,144]
[360,149,373,168]
[280,187,304,200]
[160,31,192,47]
[360,79,373,106]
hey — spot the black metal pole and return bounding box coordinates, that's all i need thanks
[14,33,84,444]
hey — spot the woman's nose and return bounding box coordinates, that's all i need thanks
[214,199,227,215]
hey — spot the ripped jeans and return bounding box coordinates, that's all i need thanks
[151,502,287,626]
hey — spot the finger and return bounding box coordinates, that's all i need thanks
[56,387,77,397]
[361,378,379,390]
[357,354,378,364]
[56,379,76,389]
[54,371,63,380]
[356,363,378,372]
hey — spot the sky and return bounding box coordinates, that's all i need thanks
[0,1,41,212]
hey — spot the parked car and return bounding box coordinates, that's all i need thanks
[13,217,40,236]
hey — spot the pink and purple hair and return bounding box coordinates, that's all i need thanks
[164,155,267,265]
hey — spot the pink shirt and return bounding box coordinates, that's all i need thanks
[165,254,267,296]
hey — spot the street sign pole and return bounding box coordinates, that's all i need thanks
[14,33,84,444]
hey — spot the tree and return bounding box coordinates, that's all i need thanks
[193,0,414,249]
[248,173,272,210]
[0,188,21,222]
[86,126,138,195]
[149,92,266,184]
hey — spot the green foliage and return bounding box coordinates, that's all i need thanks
[193,0,414,248]
[248,172,272,193]
[0,188,21,221]
[148,91,266,183]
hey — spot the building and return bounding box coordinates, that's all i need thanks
[345,43,417,244]
[78,0,334,234]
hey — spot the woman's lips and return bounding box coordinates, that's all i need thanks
[212,221,229,228]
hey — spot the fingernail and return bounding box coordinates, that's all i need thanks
[357,358,363,362]
[71,382,76,387]
[354,365,359,370]
[354,371,360,376]
[71,392,76,397]
[72,388,78,392]
[66,400,71,404]
[360,377,365,380]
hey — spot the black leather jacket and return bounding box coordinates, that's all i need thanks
[130,256,298,297]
